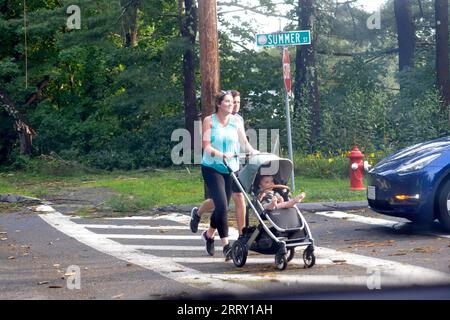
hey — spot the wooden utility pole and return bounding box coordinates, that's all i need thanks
[198,0,220,119]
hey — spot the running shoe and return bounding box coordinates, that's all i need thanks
[223,244,232,261]
[201,230,215,256]
[190,207,200,233]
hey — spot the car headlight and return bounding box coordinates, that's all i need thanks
[397,153,441,173]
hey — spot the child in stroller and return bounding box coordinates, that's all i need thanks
[258,175,306,211]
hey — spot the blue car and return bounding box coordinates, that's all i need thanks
[367,136,450,231]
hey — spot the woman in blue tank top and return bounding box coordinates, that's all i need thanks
[200,91,258,260]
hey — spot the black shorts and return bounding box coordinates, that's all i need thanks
[231,171,243,194]
[205,170,242,198]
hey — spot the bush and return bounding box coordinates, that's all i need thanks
[293,150,388,179]
[81,115,184,170]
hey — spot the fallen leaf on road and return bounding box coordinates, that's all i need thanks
[126,263,134,267]
[0,232,7,235]
[8,256,15,260]
[1,238,8,241]
[64,272,76,277]
[53,264,60,267]
[48,285,63,289]
[389,252,407,256]
[158,230,168,233]
[412,247,438,254]
[38,281,49,285]
[112,294,124,299]
[332,260,347,264]
[351,240,395,248]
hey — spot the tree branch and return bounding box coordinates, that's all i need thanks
[0,91,36,136]
[24,75,50,107]
[217,1,289,19]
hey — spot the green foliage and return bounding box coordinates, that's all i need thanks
[0,0,449,173]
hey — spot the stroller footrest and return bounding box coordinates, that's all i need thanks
[285,237,307,244]
[286,241,312,248]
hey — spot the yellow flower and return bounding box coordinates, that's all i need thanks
[328,158,334,163]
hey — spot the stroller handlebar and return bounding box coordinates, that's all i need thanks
[223,152,278,173]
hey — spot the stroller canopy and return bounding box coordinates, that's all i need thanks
[238,153,293,193]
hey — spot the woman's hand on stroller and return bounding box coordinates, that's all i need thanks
[223,153,239,161]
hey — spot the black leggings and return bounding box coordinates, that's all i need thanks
[201,165,232,239]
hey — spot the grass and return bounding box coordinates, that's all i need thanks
[0,167,367,212]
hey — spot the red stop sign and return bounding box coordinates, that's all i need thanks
[282,47,291,94]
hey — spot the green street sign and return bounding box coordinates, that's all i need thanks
[256,30,311,47]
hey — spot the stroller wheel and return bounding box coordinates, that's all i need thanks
[231,240,247,268]
[303,247,316,268]
[285,248,295,262]
[275,254,288,271]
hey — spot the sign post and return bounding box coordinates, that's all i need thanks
[282,47,295,191]
[256,30,311,191]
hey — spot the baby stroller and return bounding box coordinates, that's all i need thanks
[224,153,316,271]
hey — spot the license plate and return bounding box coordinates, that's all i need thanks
[367,186,376,200]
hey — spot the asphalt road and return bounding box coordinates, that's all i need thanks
[1,203,450,300]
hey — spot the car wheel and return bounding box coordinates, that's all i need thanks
[437,179,450,232]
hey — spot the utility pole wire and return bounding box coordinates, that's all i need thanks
[23,0,28,89]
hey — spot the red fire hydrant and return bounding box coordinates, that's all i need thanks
[348,146,366,191]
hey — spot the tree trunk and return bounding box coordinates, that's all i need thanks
[294,0,320,150]
[179,0,198,143]
[198,0,220,119]
[121,0,139,47]
[435,0,450,112]
[0,91,36,155]
[394,0,415,71]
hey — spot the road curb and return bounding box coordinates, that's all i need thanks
[0,194,42,204]
[156,201,368,213]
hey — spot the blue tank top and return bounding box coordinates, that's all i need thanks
[201,114,240,173]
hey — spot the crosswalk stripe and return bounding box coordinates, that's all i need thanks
[315,211,398,227]
[170,257,335,265]
[125,244,206,251]
[315,211,450,239]
[103,234,238,240]
[315,247,450,284]
[81,224,190,230]
[193,273,442,287]
[39,210,258,294]
[39,208,450,291]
